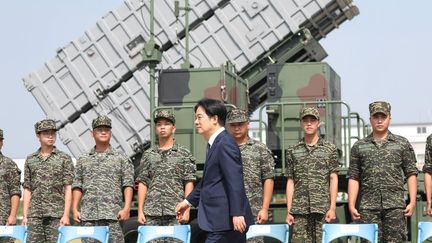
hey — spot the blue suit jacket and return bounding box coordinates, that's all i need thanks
[187,130,254,232]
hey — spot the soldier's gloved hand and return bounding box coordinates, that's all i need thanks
[256,209,269,224]
[286,213,294,225]
[137,212,147,224]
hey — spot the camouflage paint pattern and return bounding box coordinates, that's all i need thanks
[423,134,432,174]
[158,67,249,110]
[81,220,124,243]
[23,147,74,218]
[285,137,339,214]
[72,146,134,220]
[27,217,60,243]
[34,119,57,133]
[239,138,275,217]
[291,213,325,243]
[136,143,196,216]
[348,132,417,242]
[158,66,249,168]
[0,153,21,223]
[266,63,342,150]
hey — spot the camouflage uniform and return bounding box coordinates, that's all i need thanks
[23,119,74,243]
[348,132,417,242]
[285,107,339,243]
[227,109,275,243]
[137,143,196,218]
[239,138,275,243]
[423,134,432,175]
[136,110,196,243]
[0,129,21,243]
[24,147,74,242]
[239,138,275,217]
[73,116,134,243]
[348,101,418,243]
[286,137,338,243]
[73,146,133,243]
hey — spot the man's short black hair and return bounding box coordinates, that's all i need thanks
[194,98,227,126]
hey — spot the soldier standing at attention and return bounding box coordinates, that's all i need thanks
[22,119,75,242]
[348,101,418,242]
[0,129,21,243]
[285,107,339,243]
[136,110,196,241]
[226,109,275,243]
[424,133,432,215]
[72,115,134,243]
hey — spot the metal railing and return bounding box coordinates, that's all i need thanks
[256,100,368,171]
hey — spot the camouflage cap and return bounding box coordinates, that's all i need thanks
[154,110,175,124]
[226,109,249,123]
[35,119,57,133]
[0,128,3,139]
[369,101,391,116]
[300,107,320,120]
[92,115,112,129]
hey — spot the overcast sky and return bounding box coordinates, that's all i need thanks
[1,0,432,158]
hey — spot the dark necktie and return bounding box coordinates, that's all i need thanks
[206,143,210,156]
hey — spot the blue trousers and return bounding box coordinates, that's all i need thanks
[205,230,246,243]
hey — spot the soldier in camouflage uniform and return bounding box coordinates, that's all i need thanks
[0,129,21,243]
[226,109,275,243]
[136,110,196,242]
[348,101,418,242]
[424,133,432,215]
[72,115,134,243]
[22,119,75,242]
[285,107,339,243]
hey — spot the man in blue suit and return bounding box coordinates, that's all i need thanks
[176,98,254,242]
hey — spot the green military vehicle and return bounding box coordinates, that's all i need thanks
[22,0,431,242]
[155,61,364,243]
